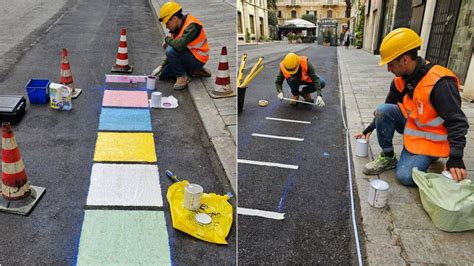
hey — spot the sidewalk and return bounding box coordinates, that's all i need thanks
[149,0,236,191]
[338,47,474,264]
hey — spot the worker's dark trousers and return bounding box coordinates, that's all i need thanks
[159,46,204,79]
[286,75,326,96]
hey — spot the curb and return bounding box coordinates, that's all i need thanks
[149,0,236,193]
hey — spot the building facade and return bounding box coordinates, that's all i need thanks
[238,0,270,42]
[362,0,473,98]
[276,0,348,31]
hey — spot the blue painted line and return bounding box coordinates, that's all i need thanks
[99,108,152,131]
[276,118,313,212]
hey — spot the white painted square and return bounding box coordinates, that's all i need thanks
[87,163,163,207]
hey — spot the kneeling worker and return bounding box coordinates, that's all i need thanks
[275,52,326,106]
[152,2,211,90]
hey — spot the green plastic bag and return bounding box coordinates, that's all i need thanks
[412,168,474,232]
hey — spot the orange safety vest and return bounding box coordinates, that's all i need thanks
[171,14,209,64]
[280,56,313,83]
[394,65,460,157]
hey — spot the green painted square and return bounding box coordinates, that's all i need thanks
[77,210,171,265]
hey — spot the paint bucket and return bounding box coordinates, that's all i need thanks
[183,183,203,211]
[355,138,368,157]
[150,91,162,108]
[146,76,156,90]
[368,179,389,208]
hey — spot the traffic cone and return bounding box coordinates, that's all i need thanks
[60,48,82,99]
[212,46,233,96]
[111,28,133,73]
[0,122,45,215]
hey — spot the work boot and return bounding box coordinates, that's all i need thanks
[363,153,398,175]
[289,95,299,106]
[191,67,212,78]
[173,76,191,91]
[301,93,314,103]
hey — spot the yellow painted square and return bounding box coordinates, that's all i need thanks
[94,132,157,162]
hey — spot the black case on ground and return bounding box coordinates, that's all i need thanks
[0,95,27,124]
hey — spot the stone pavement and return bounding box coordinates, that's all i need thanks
[150,0,236,191]
[338,46,474,264]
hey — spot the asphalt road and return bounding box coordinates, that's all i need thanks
[238,45,356,264]
[0,0,235,264]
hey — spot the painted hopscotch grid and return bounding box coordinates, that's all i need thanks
[86,163,163,207]
[77,210,171,265]
[93,132,157,163]
[78,87,171,264]
[102,90,149,108]
[99,108,152,132]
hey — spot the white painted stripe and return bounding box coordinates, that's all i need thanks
[115,58,129,65]
[265,117,311,124]
[219,55,228,62]
[252,133,304,141]
[217,70,229,78]
[86,163,163,207]
[238,207,285,220]
[120,35,127,42]
[118,47,128,54]
[237,159,298,169]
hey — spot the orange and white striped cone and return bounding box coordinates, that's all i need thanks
[0,122,45,215]
[60,48,82,99]
[111,28,133,73]
[2,122,30,200]
[212,46,233,96]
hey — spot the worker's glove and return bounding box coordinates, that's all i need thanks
[277,92,283,101]
[152,65,163,77]
[315,96,325,107]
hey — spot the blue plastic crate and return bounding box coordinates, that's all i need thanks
[25,79,50,104]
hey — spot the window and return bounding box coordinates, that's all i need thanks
[314,10,317,17]
[249,14,255,34]
[278,10,282,18]
[238,11,243,33]
[327,10,332,18]
[306,10,309,14]
[259,17,264,37]
[291,10,297,18]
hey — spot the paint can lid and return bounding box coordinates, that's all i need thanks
[258,100,269,107]
[369,179,389,190]
[195,213,212,225]
[356,138,368,144]
[186,183,203,194]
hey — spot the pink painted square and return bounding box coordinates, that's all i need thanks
[102,90,149,108]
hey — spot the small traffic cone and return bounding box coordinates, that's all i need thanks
[0,122,45,215]
[212,46,233,96]
[111,28,133,73]
[60,48,82,99]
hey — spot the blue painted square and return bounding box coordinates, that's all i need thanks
[99,108,152,131]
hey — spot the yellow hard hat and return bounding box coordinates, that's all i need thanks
[379,28,422,65]
[283,53,300,75]
[159,2,182,24]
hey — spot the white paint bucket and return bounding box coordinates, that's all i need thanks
[146,76,156,90]
[150,91,162,108]
[368,179,389,208]
[183,183,203,211]
[355,138,368,157]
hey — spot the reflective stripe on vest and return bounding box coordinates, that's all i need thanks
[172,14,209,64]
[393,65,460,157]
[280,56,313,83]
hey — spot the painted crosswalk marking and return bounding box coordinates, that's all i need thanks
[251,133,304,141]
[238,159,299,169]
